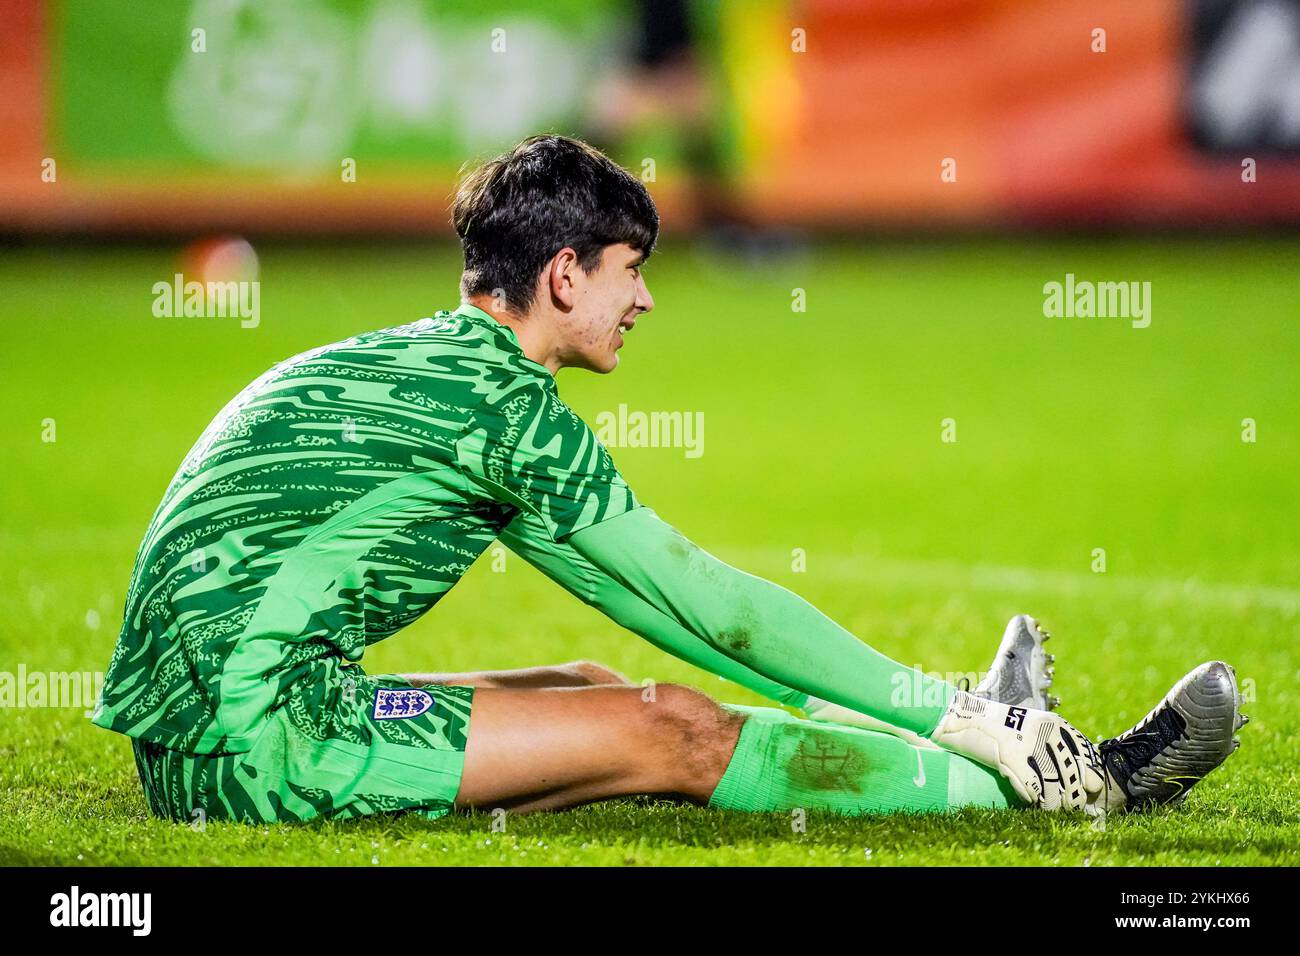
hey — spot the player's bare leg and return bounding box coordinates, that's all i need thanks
[455,683,744,813]
[404,659,631,690]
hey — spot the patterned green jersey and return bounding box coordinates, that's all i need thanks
[93,304,637,754]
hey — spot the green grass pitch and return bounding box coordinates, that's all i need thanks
[1,237,1296,866]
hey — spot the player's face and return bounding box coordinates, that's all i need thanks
[560,243,653,373]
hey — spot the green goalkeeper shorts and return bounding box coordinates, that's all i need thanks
[131,661,475,825]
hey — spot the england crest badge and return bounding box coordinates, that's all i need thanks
[372,687,435,720]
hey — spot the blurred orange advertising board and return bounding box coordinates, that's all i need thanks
[725,0,1300,227]
[1,0,1297,233]
[0,0,43,182]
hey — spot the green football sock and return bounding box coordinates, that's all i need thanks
[707,705,1019,815]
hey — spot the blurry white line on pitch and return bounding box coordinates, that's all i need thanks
[7,530,1297,614]
[729,550,1300,614]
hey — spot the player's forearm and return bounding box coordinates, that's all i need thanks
[569,507,955,736]
[499,514,808,708]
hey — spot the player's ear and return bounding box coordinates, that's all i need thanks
[548,247,580,310]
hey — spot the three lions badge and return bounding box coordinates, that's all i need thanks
[373,687,435,720]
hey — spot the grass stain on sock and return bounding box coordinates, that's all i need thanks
[784,727,870,793]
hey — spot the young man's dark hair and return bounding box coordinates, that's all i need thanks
[452,134,659,312]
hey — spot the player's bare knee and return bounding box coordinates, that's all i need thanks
[568,659,630,685]
[641,684,742,792]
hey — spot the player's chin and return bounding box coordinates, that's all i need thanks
[583,347,620,374]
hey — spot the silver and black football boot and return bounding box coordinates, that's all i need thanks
[973,614,1059,711]
[1091,660,1246,814]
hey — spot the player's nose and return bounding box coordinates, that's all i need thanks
[635,275,654,314]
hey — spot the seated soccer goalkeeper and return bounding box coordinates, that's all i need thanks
[92,135,1242,824]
